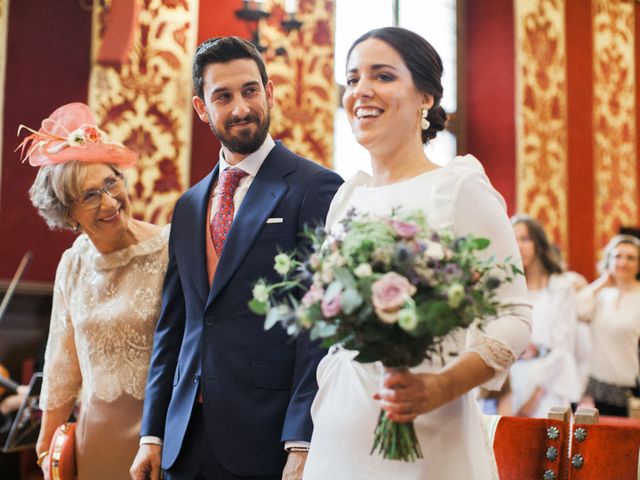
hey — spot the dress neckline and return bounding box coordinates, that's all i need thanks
[84,223,170,270]
[350,155,480,192]
[354,165,444,191]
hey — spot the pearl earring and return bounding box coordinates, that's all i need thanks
[420,108,430,131]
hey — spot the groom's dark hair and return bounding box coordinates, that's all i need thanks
[192,36,269,100]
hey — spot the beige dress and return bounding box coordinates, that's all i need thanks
[40,225,170,480]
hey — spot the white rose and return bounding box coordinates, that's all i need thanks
[354,263,373,278]
[320,266,334,284]
[329,251,347,268]
[447,283,465,309]
[252,283,270,303]
[274,253,293,276]
[398,308,418,332]
[424,240,445,261]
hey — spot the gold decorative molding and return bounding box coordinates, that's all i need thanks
[592,0,637,251]
[88,0,199,225]
[260,0,335,167]
[515,0,569,254]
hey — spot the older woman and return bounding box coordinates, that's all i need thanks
[579,234,640,416]
[21,103,170,479]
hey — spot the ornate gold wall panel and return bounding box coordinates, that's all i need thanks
[515,0,569,253]
[88,0,198,225]
[592,0,637,251]
[260,0,335,167]
[0,0,8,197]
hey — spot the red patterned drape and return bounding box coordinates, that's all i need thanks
[260,0,335,167]
[592,0,637,253]
[515,0,569,255]
[89,0,198,225]
[513,0,640,276]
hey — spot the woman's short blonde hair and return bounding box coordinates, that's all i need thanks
[598,234,640,278]
[29,161,121,231]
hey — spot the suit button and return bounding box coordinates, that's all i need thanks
[205,316,215,326]
[194,373,199,383]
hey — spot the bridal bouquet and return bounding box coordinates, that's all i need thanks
[249,208,521,462]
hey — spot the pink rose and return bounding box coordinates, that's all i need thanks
[321,292,342,318]
[390,220,420,239]
[371,272,417,323]
[81,125,102,143]
[302,284,324,307]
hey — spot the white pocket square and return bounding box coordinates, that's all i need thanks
[266,217,284,224]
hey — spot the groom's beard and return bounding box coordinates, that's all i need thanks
[211,109,271,155]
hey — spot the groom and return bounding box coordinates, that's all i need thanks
[130,37,342,479]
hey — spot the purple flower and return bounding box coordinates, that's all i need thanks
[444,264,461,275]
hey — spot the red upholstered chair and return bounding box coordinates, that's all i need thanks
[485,407,571,480]
[567,407,640,479]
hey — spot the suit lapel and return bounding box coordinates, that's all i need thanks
[190,166,219,306]
[206,146,294,307]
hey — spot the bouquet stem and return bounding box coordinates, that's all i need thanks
[370,409,423,461]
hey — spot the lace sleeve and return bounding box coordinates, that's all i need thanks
[40,258,82,410]
[467,327,518,391]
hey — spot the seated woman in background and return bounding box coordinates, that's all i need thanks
[20,103,170,479]
[509,215,582,417]
[579,234,640,417]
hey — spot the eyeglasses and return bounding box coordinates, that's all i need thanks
[76,174,125,209]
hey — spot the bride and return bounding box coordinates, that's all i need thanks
[302,27,532,479]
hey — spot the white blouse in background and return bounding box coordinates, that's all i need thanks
[578,285,640,387]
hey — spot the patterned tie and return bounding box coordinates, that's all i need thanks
[210,167,249,256]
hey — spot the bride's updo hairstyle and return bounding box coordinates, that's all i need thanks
[346,27,448,144]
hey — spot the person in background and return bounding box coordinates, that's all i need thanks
[302,27,531,479]
[578,234,640,416]
[509,215,582,417]
[21,102,170,479]
[551,243,591,407]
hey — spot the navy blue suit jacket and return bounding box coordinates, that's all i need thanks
[141,142,343,475]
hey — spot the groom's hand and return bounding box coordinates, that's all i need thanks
[130,444,162,480]
[282,451,307,480]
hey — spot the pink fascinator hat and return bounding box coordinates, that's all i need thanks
[16,102,137,168]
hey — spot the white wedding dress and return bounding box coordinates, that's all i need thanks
[303,156,532,480]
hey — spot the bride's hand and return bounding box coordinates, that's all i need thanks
[373,369,452,423]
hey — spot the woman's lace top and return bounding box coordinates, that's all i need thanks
[40,225,170,409]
